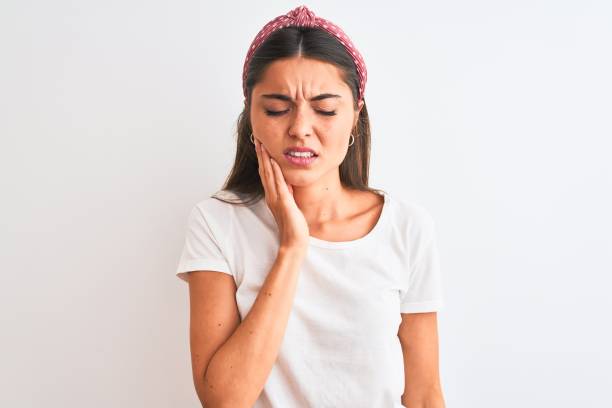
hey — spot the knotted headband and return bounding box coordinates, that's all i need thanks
[242,5,367,103]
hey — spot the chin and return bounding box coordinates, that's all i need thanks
[283,171,317,186]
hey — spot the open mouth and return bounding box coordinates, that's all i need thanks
[283,152,318,166]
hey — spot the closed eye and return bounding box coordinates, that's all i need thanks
[318,110,337,116]
[265,109,337,116]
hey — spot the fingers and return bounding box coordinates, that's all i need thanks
[260,143,279,199]
[255,138,266,187]
[254,138,278,200]
[270,157,291,200]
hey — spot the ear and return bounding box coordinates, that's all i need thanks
[353,99,364,128]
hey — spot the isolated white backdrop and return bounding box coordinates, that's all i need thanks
[1,1,611,407]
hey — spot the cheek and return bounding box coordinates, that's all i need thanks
[250,111,270,133]
[323,116,354,146]
[251,116,289,148]
[320,132,351,156]
[250,114,277,145]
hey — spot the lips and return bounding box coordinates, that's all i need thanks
[283,146,318,156]
[283,152,318,167]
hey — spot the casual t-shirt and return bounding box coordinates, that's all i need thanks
[175,189,445,408]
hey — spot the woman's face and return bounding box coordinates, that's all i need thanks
[249,56,363,187]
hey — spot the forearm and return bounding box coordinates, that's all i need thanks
[200,246,306,407]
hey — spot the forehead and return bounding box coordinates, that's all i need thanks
[256,57,348,96]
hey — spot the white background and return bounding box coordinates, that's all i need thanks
[1,1,611,407]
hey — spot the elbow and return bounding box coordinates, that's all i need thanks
[401,389,446,408]
[194,373,228,408]
[195,385,232,408]
[193,362,229,407]
[195,376,256,408]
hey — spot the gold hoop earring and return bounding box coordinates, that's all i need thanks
[250,133,255,144]
[348,133,355,147]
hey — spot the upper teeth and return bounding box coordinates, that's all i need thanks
[288,151,314,157]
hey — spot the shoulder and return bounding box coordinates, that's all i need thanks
[386,192,437,239]
[384,194,441,271]
[351,189,385,219]
[190,189,262,227]
[193,189,248,213]
[186,190,237,227]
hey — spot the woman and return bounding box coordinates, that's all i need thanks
[176,5,446,408]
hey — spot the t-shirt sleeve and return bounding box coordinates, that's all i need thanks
[175,204,233,283]
[400,206,445,313]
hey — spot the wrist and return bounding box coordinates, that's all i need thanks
[278,245,308,259]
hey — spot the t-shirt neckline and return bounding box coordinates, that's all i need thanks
[300,191,389,250]
[257,191,390,250]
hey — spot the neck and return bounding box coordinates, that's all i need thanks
[290,176,353,226]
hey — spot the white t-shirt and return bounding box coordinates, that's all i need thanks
[175,189,445,408]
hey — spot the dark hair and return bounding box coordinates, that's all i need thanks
[213,26,385,206]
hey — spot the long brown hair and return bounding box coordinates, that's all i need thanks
[213,26,385,206]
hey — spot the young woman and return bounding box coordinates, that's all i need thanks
[176,6,446,408]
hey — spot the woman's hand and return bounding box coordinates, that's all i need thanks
[254,137,310,252]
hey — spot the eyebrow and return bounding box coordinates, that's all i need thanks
[260,93,342,102]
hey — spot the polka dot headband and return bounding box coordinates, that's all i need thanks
[242,5,368,103]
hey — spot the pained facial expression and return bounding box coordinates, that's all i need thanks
[249,56,363,186]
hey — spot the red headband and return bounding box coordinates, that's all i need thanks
[242,5,367,103]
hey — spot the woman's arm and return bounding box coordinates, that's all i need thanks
[398,311,446,408]
[194,246,306,407]
[189,138,309,406]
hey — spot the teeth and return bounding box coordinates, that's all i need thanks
[288,151,314,157]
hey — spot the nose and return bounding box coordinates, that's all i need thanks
[287,104,313,140]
